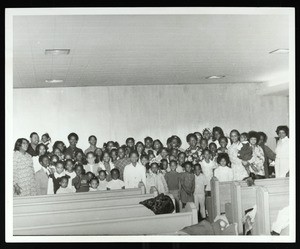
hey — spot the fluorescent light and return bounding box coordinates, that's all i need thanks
[269,49,289,54]
[45,79,64,83]
[205,75,225,79]
[45,49,70,55]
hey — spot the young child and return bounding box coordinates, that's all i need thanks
[74,151,87,165]
[180,162,195,209]
[125,137,135,152]
[107,168,125,190]
[65,159,76,189]
[209,142,218,161]
[217,136,229,154]
[97,170,108,191]
[146,162,168,194]
[48,160,67,194]
[35,155,52,195]
[214,153,234,182]
[41,133,52,152]
[72,164,89,192]
[177,152,186,173]
[84,152,100,176]
[110,148,118,163]
[144,136,154,155]
[193,164,207,219]
[237,132,253,161]
[98,151,115,181]
[164,160,181,212]
[89,177,99,191]
[200,149,218,194]
[56,176,76,194]
[160,159,169,175]
[86,171,96,182]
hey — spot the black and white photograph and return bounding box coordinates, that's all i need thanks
[5,7,295,242]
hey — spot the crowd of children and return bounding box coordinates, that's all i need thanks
[13,125,289,219]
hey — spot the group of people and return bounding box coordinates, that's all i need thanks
[13,125,289,218]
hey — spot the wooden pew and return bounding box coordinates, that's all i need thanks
[210,177,289,222]
[14,193,154,214]
[254,186,289,235]
[13,202,197,235]
[13,188,142,205]
[230,179,289,234]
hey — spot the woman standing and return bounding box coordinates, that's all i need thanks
[13,138,37,197]
[274,126,289,178]
[228,130,249,180]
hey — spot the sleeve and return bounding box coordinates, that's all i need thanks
[264,145,276,161]
[191,175,195,194]
[160,174,169,193]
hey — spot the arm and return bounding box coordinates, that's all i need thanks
[264,145,276,161]
[191,175,195,195]
[123,167,129,188]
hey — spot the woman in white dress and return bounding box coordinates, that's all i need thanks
[228,129,249,181]
[274,126,289,178]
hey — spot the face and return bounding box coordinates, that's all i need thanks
[141,157,149,166]
[31,134,39,145]
[75,166,83,176]
[53,148,62,158]
[103,153,111,163]
[203,151,211,160]
[90,179,99,189]
[209,144,217,153]
[230,131,239,143]
[200,139,208,149]
[87,154,95,164]
[56,163,64,174]
[65,154,72,160]
[107,142,114,151]
[51,156,58,164]
[171,149,178,157]
[278,130,287,139]
[220,158,227,167]
[41,157,50,167]
[99,172,106,181]
[136,143,144,154]
[42,135,48,143]
[249,137,257,146]
[117,148,125,159]
[130,153,139,163]
[194,166,201,175]
[219,138,228,148]
[69,136,78,147]
[185,164,192,173]
[95,148,102,157]
[76,152,83,162]
[170,162,177,171]
[203,130,211,140]
[178,153,186,163]
[153,141,161,150]
[87,173,94,180]
[189,137,197,147]
[169,155,176,161]
[66,161,74,172]
[60,178,68,188]
[89,137,97,146]
[111,150,117,160]
[111,171,119,180]
[258,135,265,145]
[151,164,158,174]
[161,149,168,158]
[127,139,134,148]
[148,154,155,161]
[145,139,153,149]
[171,138,178,149]
[240,135,247,143]
[162,161,168,170]
[20,139,29,152]
[214,131,221,140]
[57,142,64,152]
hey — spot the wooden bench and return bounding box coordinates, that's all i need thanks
[254,186,289,235]
[13,188,143,205]
[14,193,154,214]
[210,177,289,222]
[230,180,289,234]
[13,202,197,235]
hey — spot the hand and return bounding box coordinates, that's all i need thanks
[14,184,22,195]
[242,160,249,166]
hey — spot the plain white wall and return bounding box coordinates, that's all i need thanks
[13,83,289,151]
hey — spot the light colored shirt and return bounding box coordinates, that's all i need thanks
[84,163,101,175]
[123,162,146,188]
[97,179,108,190]
[65,171,76,189]
[194,173,207,195]
[214,166,234,182]
[107,179,125,190]
[32,156,42,173]
[89,187,98,192]
[56,186,76,194]
[201,159,217,191]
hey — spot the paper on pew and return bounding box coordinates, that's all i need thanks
[271,206,289,234]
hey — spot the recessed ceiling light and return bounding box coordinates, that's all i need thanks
[45,79,64,83]
[205,75,225,79]
[269,49,289,54]
[45,49,70,55]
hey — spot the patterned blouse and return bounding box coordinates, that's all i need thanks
[248,145,265,176]
[13,151,37,197]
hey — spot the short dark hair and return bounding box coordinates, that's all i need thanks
[230,129,240,138]
[56,160,65,167]
[248,131,259,143]
[169,160,177,165]
[209,142,217,148]
[144,136,153,143]
[59,176,69,183]
[30,132,38,138]
[152,139,163,150]
[75,163,85,173]
[212,126,224,136]
[171,135,182,147]
[186,133,197,143]
[240,132,249,139]
[129,150,139,157]
[194,163,202,171]
[86,151,95,157]
[42,133,50,139]
[202,148,212,155]
[14,138,29,151]
[276,126,289,137]
[39,155,49,163]
[36,143,47,154]
[150,162,159,168]
[110,168,120,175]
[126,137,135,144]
[183,161,193,169]
[86,171,95,178]
[88,135,97,141]
[140,154,149,160]
[98,170,107,176]
[218,136,228,144]
[217,153,231,166]
[258,132,267,143]
[68,133,79,141]
[90,177,99,184]
[65,159,74,165]
[52,141,66,152]
[50,155,59,161]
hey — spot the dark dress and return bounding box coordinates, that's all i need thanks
[179,172,195,204]
[64,146,84,159]
[26,143,38,157]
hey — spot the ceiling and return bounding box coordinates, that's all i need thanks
[12,14,290,88]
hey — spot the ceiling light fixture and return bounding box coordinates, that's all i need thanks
[269,49,289,54]
[205,75,225,79]
[45,49,70,55]
[45,79,64,83]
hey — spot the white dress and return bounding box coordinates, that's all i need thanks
[275,137,289,178]
[214,166,234,182]
[228,142,249,181]
[200,159,217,191]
